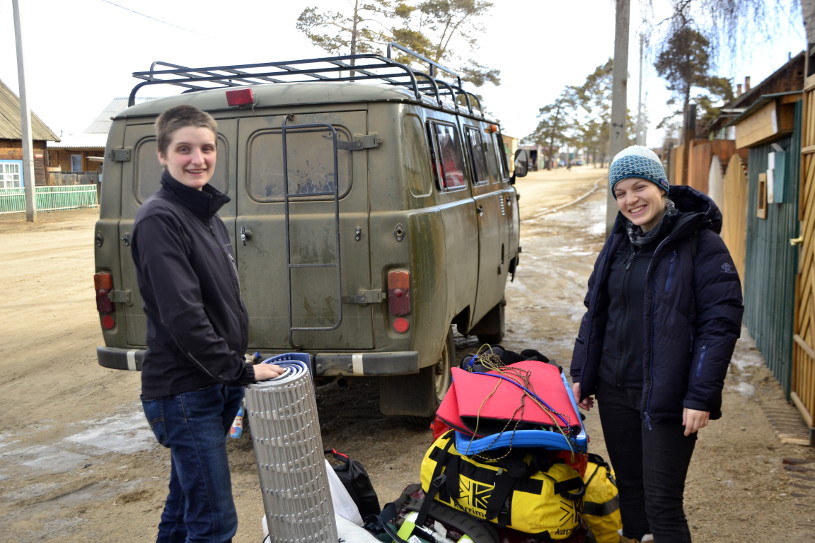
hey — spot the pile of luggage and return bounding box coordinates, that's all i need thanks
[372,346,623,543]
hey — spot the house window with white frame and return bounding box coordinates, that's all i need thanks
[0,161,23,189]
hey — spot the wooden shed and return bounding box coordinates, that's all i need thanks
[0,79,60,187]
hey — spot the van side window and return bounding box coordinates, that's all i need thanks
[493,133,510,180]
[464,126,489,185]
[248,126,351,201]
[427,121,466,190]
[135,136,228,203]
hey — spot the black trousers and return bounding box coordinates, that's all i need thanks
[597,382,697,543]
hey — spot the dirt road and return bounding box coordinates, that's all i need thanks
[1,167,814,542]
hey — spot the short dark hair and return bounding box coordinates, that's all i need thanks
[155,105,218,155]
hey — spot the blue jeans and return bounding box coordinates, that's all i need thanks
[142,384,245,543]
[597,382,697,543]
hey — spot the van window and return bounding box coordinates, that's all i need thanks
[427,121,466,190]
[464,126,489,185]
[248,126,351,201]
[402,114,433,198]
[135,136,229,203]
[493,133,510,180]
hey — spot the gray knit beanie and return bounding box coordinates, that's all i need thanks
[609,146,669,193]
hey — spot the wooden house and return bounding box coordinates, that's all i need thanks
[46,98,151,186]
[0,79,59,187]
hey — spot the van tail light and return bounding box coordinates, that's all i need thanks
[387,269,411,316]
[94,272,116,330]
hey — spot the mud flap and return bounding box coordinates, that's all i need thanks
[379,365,440,417]
[379,327,454,417]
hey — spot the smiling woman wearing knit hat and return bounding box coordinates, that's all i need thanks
[569,145,744,543]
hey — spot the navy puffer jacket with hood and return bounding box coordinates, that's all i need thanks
[570,185,744,424]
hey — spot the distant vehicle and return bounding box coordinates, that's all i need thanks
[93,44,528,417]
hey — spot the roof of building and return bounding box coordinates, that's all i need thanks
[48,133,108,150]
[48,97,156,150]
[0,79,60,141]
[706,51,805,134]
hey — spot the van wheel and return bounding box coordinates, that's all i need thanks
[379,326,454,419]
[473,301,505,346]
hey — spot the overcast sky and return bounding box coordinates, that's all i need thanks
[0,0,806,148]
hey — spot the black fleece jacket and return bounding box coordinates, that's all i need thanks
[132,171,255,399]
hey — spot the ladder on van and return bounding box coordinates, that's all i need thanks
[282,117,343,349]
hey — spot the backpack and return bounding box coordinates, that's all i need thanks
[581,453,622,543]
[373,483,499,543]
[325,448,381,520]
[420,430,585,539]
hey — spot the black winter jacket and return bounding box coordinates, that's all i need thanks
[570,185,744,424]
[132,172,255,399]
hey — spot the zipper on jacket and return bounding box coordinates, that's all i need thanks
[644,320,655,431]
[695,344,708,377]
[616,245,636,385]
[625,246,637,270]
[664,250,678,292]
[644,263,656,431]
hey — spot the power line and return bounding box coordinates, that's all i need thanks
[101,0,214,38]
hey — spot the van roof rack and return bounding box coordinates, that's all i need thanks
[128,42,484,117]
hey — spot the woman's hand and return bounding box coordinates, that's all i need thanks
[253,363,285,381]
[682,408,710,436]
[572,382,594,411]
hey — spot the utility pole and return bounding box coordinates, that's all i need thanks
[636,33,646,146]
[608,0,630,233]
[13,0,36,222]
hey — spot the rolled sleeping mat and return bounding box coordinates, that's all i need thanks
[245,354,337,543]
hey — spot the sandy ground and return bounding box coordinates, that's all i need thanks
[1,167,814,542]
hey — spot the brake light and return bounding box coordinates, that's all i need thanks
[387,269,411,316]
[101,314,115,330]
[94,272,115,329]
[393,317,410,333]
[226,88,255,107]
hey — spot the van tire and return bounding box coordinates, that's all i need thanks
[472,300,505,346]
[379,326,454,419]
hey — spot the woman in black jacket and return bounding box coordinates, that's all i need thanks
[570,146,743,543]
[132,105,284,543]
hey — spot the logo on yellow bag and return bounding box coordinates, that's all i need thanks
[459,477,492,515]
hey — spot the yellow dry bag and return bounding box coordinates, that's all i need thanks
[420,430,584,540]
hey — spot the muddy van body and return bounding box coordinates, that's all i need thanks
[94,50,526,416]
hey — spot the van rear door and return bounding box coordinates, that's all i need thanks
[235,111,373,351]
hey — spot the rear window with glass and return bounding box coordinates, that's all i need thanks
[427,121,466,191]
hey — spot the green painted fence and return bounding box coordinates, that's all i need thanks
[0,185,98,214]
[743,101,802,396]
